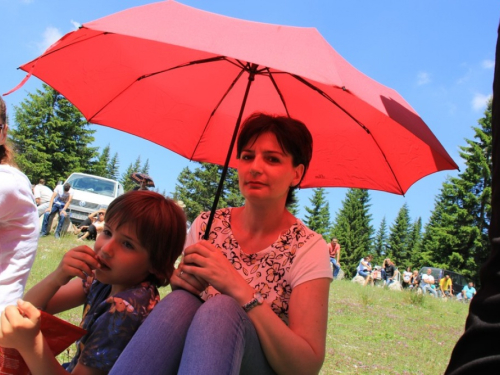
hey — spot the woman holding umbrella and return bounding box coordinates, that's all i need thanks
[110,113,332,374]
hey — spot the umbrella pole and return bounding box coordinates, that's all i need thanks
[203,64,258,240]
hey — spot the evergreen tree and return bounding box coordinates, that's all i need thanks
[387,204,411,268]
[373,217,388,264]
[287,190,300,217]
[408,217,423,267]
[10,84,97,186]
[173,163,244,223]
[304,188,330,236]
[331,189,373,277]
[92,144,111,177]
[141,159,150,175]
[421,101,492,282]
[106,153,120,180]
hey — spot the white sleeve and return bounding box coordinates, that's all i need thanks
[290,235,332,288]
[184,214,204,250]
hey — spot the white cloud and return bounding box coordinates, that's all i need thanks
[417,71,431,86]
[481,59,495,69]
[70,20,81,30]
[471,93,491,111]
[37,26,63,53]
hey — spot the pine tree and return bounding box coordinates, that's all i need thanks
[92,144,111,177]
[173,163,244,223]
[106,153,120,180]
[304,188,330,236]
[421,101,492,282]
[373,217,388,264]
[387,204,411,268]
[331,189,373,277]
[408,217,423,268]
[10,84,97,186]
[287,190,300,217]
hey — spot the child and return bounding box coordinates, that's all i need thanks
[0,191,186,374]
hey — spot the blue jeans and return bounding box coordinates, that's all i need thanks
[420,283,437,297]
[330,258,340,279]
[109,290,276,375]
[40,202,67,236]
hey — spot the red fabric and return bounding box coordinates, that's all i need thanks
[8,0,457,195]
[0,311,86,375]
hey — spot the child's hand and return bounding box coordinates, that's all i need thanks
[53,245,101,285]
[0,300,42,352]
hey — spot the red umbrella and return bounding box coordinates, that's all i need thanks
[6,0,457,233]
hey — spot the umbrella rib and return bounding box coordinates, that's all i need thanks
[264,68,291,117]
[289,73,405,195]
[88,56,231,122]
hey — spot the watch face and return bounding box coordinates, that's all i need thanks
[255,293,264,304]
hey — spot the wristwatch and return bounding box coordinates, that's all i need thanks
[242,292,264,312]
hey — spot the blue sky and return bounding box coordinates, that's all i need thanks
[1,1,498,232]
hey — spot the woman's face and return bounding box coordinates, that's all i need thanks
[237,132,304,204]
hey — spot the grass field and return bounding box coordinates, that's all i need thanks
[27,235,470,374]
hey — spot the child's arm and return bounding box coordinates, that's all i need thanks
[24,245,100,314]
[0,301,106,375]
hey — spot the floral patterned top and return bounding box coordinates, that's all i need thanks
[66,276,159,372]
[186,208,332,324]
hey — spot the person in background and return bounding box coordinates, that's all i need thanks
[77,210,105,241]
[133,179,149,191]
[40,182,74,239]
[0,96,39,312]
[357,255,374,286]
[109,113,332,375]
[33,178,53,217]
[420,268,437,297]
[73,209,106,239]
[0,191,186,374]
[327,237,341,279]
[462,281,477,302]
[439,274,453,298]
[382,258,396,287]
[409,270,420,290]
[402,267,412,288]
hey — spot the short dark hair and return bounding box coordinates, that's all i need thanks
[105,191,186,287]
[236,113,313,206]
[39,178,46,185]
[63,183,71,191]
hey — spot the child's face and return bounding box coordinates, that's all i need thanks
[94,220,152,295]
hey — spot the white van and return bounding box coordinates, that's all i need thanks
[64,173,124,225]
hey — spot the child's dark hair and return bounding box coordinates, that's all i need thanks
[104,191,186,287]
[236,112,313,206]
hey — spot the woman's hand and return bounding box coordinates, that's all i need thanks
[52,245,100,286]
[0,300,42,352]
[181,241,254,304]
[170,264,208,296]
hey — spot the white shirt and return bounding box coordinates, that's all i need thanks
[53,184,74,205]
[33,184,53,205]
[0,165,39,312]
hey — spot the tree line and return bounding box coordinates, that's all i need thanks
[11,84,492,283]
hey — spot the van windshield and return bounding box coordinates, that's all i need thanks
[66,174,117,197]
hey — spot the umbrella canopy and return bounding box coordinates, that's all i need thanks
[130,172,155,187]
[7,0,457,197]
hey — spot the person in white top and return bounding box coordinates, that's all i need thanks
[0,96,39,312]
[110,113,332,375]
[40,182,74,239]
[33,178,53,216]
[420,268,438,297]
